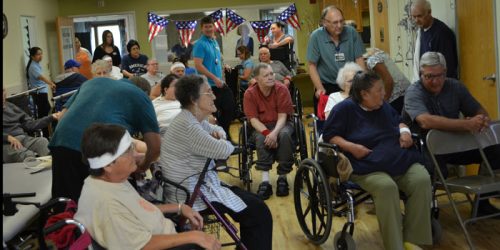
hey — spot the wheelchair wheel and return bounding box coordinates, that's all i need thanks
[333,231,356,250]
[297,119,308,161]
[294,159,332,245]
[238,121,252,192]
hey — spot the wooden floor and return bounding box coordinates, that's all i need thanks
[217,107,500,250]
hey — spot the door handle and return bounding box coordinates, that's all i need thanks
[483,73,496,81]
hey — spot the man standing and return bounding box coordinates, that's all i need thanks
[404,52,499,217]
[193,16,235,142]
[307,5,366,115]
[243,63,294,200]
[141,58,164,88]
[49,77,160,202]
[411,0,458,82]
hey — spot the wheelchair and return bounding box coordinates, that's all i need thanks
[237,106,308,192]
[294,114,442,248]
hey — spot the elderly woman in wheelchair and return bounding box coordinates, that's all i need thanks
[322,71,432,250]
[160,75,273,250]
[74,123,220,250]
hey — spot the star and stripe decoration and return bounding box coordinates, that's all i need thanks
[277,3,301,30]
[250,20,273,44]
[147,12,169,43]
[175,20,198,47]
[208,9,225,36]
[146,4,301,43]
[225,9,245,34]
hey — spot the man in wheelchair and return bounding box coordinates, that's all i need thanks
[323,71,432,250]
[3,88,61,163]
[243,63,295,200]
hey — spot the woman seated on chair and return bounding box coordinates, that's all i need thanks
[160,75,273,250]
[236,45,254,90]
[75,123,220,250]
[322,71,432,250]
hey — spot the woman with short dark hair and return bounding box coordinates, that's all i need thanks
[152,74,181,134]
[121,39,148,78]
[92,30,121,67]
[75,123,220,250]
[161,75,273,250]
[322,70,432,250]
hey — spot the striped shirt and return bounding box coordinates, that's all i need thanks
[160,110,246,212]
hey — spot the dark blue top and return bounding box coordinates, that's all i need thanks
[419,18,458,79]
[323,99,422,176]
[121,54,148,77]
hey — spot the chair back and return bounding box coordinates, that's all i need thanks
[426,130,478,156]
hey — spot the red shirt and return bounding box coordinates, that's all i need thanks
[243,82,294,125]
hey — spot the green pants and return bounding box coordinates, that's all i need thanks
[351,163,432,250]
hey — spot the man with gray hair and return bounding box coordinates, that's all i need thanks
[141,58,164,88]
[243,63,294,200]
[404,51,500,217]
[411,0,458,82]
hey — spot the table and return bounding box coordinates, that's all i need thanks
[2,161,52,242]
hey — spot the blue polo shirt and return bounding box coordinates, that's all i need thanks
[193,35,222,87]
[28,61,48,93]
[307,25,365,86]
[49,77,159,152]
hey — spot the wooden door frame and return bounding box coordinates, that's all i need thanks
[495,0,500,118]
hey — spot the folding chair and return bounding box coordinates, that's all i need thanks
[426,126,500,249]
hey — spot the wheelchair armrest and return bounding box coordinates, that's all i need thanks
[154,171,190,204]
[318,142,339,151]
[43,219,86,236]
[38,197,73,212]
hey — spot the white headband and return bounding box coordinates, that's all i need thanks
[170,62,185,72]
[87,131,133,169]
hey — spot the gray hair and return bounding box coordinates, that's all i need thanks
[336,62,363,90]
[321,5,343,20]
[411,0,431,12]
[419,51,447,70]
[253,62,272,77]
[91,59,111,75]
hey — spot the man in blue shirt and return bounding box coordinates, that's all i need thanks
[193,16,235,142]
[307,6,366,116]
[49,77,160,202]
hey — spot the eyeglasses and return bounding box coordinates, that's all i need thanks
[323,18,345,27]
[422,73,445,81]
[201,90,215,98]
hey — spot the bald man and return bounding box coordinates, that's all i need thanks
[411,0,458,82]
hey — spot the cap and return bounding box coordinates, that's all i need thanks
[64,59,81,69]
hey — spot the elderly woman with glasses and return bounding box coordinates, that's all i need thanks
[75,123,220,250]
[322,71,432,250]
[160,75,273,250]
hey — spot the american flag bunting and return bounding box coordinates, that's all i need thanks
[225,9,245,34]
[148,12,169,43]
[175,20,198,48]
[250,20,273,44]
[208,9,225,36]
[277,3,301,30]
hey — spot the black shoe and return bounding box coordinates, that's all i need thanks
[477,200,500,219]
[257,182,273,200]
[276,176,289,197]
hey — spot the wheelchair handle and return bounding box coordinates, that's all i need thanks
[52,89,78,101]
[43,219,86,235]
[38,197,72,211]
[306,113,319,120]
[6,86,44,100]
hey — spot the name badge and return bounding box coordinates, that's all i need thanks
[335,53,345,62]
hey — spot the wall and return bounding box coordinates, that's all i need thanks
[57,0,320,67]
[3,0,61,94]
